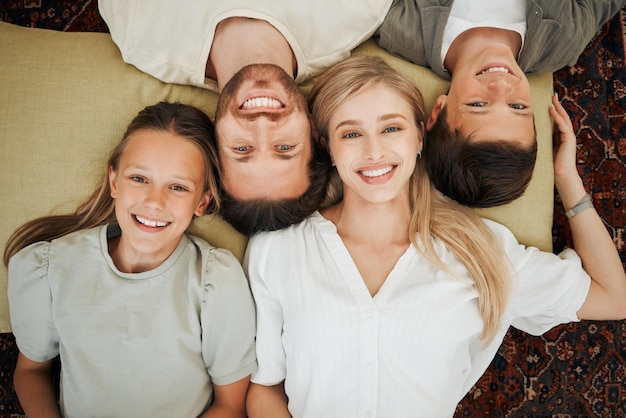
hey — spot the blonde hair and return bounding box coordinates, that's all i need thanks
[4,102,220,266]
[308,55,511,343]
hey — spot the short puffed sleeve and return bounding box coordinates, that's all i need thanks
[191,237,258,386]
[8,241,60,362]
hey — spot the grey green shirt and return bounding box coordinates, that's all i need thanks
[8,225,257,418]
[376,0,626,79]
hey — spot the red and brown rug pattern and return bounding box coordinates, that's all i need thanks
[1,1,625,417]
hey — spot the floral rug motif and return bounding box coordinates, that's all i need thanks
[1,2,625,417]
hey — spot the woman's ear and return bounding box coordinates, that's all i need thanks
[417,121,425,150]
[426,95,447,131]
[108,166,118,199]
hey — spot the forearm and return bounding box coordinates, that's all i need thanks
[551,94,626,319]
[14,355,61,418]
[246,382,292,418]
[200,404,246,418]
[557,175,626,318]
[199,376,250,418]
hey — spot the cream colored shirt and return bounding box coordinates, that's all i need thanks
[246,212,590,417]
[99,0,393,90]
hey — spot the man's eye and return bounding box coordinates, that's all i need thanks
[277,145,293,151]
[510,103,527,110]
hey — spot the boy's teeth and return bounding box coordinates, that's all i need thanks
[482,66,509,74]
[360,166,393,178]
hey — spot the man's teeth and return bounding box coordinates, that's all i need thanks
[360,166,393,178]
[482,66,509,74]
[242,97,283,109]
[135,215,167,227]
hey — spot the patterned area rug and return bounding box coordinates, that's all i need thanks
[1,1,625,417]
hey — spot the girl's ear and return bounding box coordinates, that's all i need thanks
[426,95,447,131]
[108,166,118,199]
[194,192,212,216]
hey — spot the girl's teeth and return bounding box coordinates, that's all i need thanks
[135,215,167,227]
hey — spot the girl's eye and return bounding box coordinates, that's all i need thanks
[510,103,527,110]
[277,144,293,151]
[171,185,188,192]
[343,131,360,139]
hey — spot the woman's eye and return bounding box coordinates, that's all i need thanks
[234,146,250,153]
[277,144,293,151]
[130,176,146,183]
[510,103,527,110]
[384,126,400,133]
[469,102,486,107]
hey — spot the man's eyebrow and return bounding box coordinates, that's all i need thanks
[232,155,252,163]
[230,147,303,163]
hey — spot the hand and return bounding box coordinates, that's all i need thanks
[550,94,580,192]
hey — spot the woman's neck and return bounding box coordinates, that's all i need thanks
[206,17,297,91]
[322,196,412,296]
[322,196,412,250]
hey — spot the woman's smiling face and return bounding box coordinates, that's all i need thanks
[327,82,423,206]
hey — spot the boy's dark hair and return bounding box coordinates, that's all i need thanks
[426,107,538,208]
[218,143,331,235]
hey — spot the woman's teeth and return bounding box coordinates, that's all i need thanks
[360,166,393,178]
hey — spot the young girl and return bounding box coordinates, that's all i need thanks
[244,56,626,417]
[4,102,257,418]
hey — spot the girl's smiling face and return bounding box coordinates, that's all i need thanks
[108,129,210,272]
[327,82,423,206]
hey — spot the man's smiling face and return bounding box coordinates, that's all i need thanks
[215,63,312,200]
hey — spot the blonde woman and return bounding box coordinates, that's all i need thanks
[244,56,626,417]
